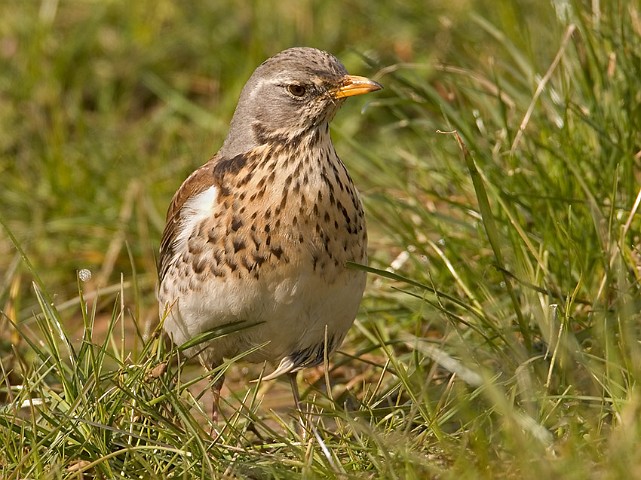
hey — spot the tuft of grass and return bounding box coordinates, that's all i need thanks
[1,0,641,478]
[357,1,641,477]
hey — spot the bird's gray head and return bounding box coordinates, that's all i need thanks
[220,47,381,158]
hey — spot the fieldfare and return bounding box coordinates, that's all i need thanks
[158,47,382,421]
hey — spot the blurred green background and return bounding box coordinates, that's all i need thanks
[1,0,641,478]
[0,0,563,304]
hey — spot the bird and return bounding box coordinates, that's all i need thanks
[157,47,382,422]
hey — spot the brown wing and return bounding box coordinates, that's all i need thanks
[157,151,251,284]
[158,156,219,283]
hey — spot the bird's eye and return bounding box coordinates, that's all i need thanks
[287,84,306,97]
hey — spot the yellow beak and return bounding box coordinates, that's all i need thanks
[332,75,383,99]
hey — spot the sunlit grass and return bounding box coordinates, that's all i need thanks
[2,0,641,478]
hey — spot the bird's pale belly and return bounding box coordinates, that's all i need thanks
[160,236,366,367]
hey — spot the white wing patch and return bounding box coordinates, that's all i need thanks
[170,186,218,265]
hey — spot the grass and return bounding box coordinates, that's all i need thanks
[1,0,641,478]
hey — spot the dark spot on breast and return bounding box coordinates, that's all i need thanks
[251,231,261,249]
[213,153,247,179]
[279,191,288,210]
[210,264,224,277]
[237,172,252,187]
[337,201,351,224]
[271,245,283,259]
[323,234,331,253]
[193,257,206,274]
[349,190,361,210]
[253,252,266,266]
[231,217,243,232]
[241,256,253,271]
[233,239,246,252]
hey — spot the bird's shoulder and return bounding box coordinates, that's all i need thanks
[158,151,251,281]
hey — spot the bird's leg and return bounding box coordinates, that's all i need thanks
[288,371,309,441]
[208,374,225,436]
[288,371,335,467]
[288,371,302,411]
